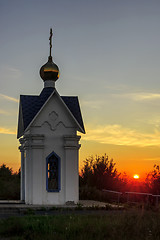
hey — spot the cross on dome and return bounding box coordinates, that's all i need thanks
[49,28,53,57]
[40,28,59,87]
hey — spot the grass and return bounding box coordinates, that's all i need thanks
[0,210,160,239]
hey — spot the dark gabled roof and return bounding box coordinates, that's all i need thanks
[61,96,85,134]
[20,87,55,131]
[17,87,85,138]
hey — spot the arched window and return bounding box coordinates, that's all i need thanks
[46,151,61,192]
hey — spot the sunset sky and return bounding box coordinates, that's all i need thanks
[1,0,160,178]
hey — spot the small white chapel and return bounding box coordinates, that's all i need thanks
[17,29,85,205]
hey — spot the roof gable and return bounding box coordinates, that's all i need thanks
[17,87,85,138]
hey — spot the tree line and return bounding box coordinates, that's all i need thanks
[79,155,160,201]
[0,164,20,200]
[0,155,160,200]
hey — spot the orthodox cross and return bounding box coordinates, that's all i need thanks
[49,28,53,57]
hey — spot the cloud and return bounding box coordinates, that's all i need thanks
[0,109,10,115]
[0,94,18,103]
[81,100,104,109]
[83,124,160,147]
[143,157,160,162]
[0,66,22,79]
[0,128,16,135]
[105,84,129,91]
[112,92,160,101]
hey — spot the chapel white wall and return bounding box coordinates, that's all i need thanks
[19,93,81,205]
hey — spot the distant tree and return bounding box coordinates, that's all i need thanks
[80,154,123,191]
[0,164,12,179]
[0,164,20,200]
[80,156,160,202]
[145,164,160,195]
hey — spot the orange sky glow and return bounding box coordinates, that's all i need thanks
[1,1,160,180]
[0,131,159,180]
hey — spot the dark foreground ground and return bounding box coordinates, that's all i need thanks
[0,201,160,240]
[0,200,119,219]
[0,209,160,240]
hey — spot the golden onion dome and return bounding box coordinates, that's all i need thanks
[40,28,60,84]
[40,56,59,82]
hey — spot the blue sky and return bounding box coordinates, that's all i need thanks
[1,0,160,176]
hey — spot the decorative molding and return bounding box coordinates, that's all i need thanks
[64,135,81,149]
[19,146,24,152]
[42,111,66,131]
[64,135,81,141]
[19,134,44,151]
[31,145,44,149]
[19,137,25,145]
[64,144,81,150]
[49,111,58,128]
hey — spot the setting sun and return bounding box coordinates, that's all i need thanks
[133,174,140,179]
